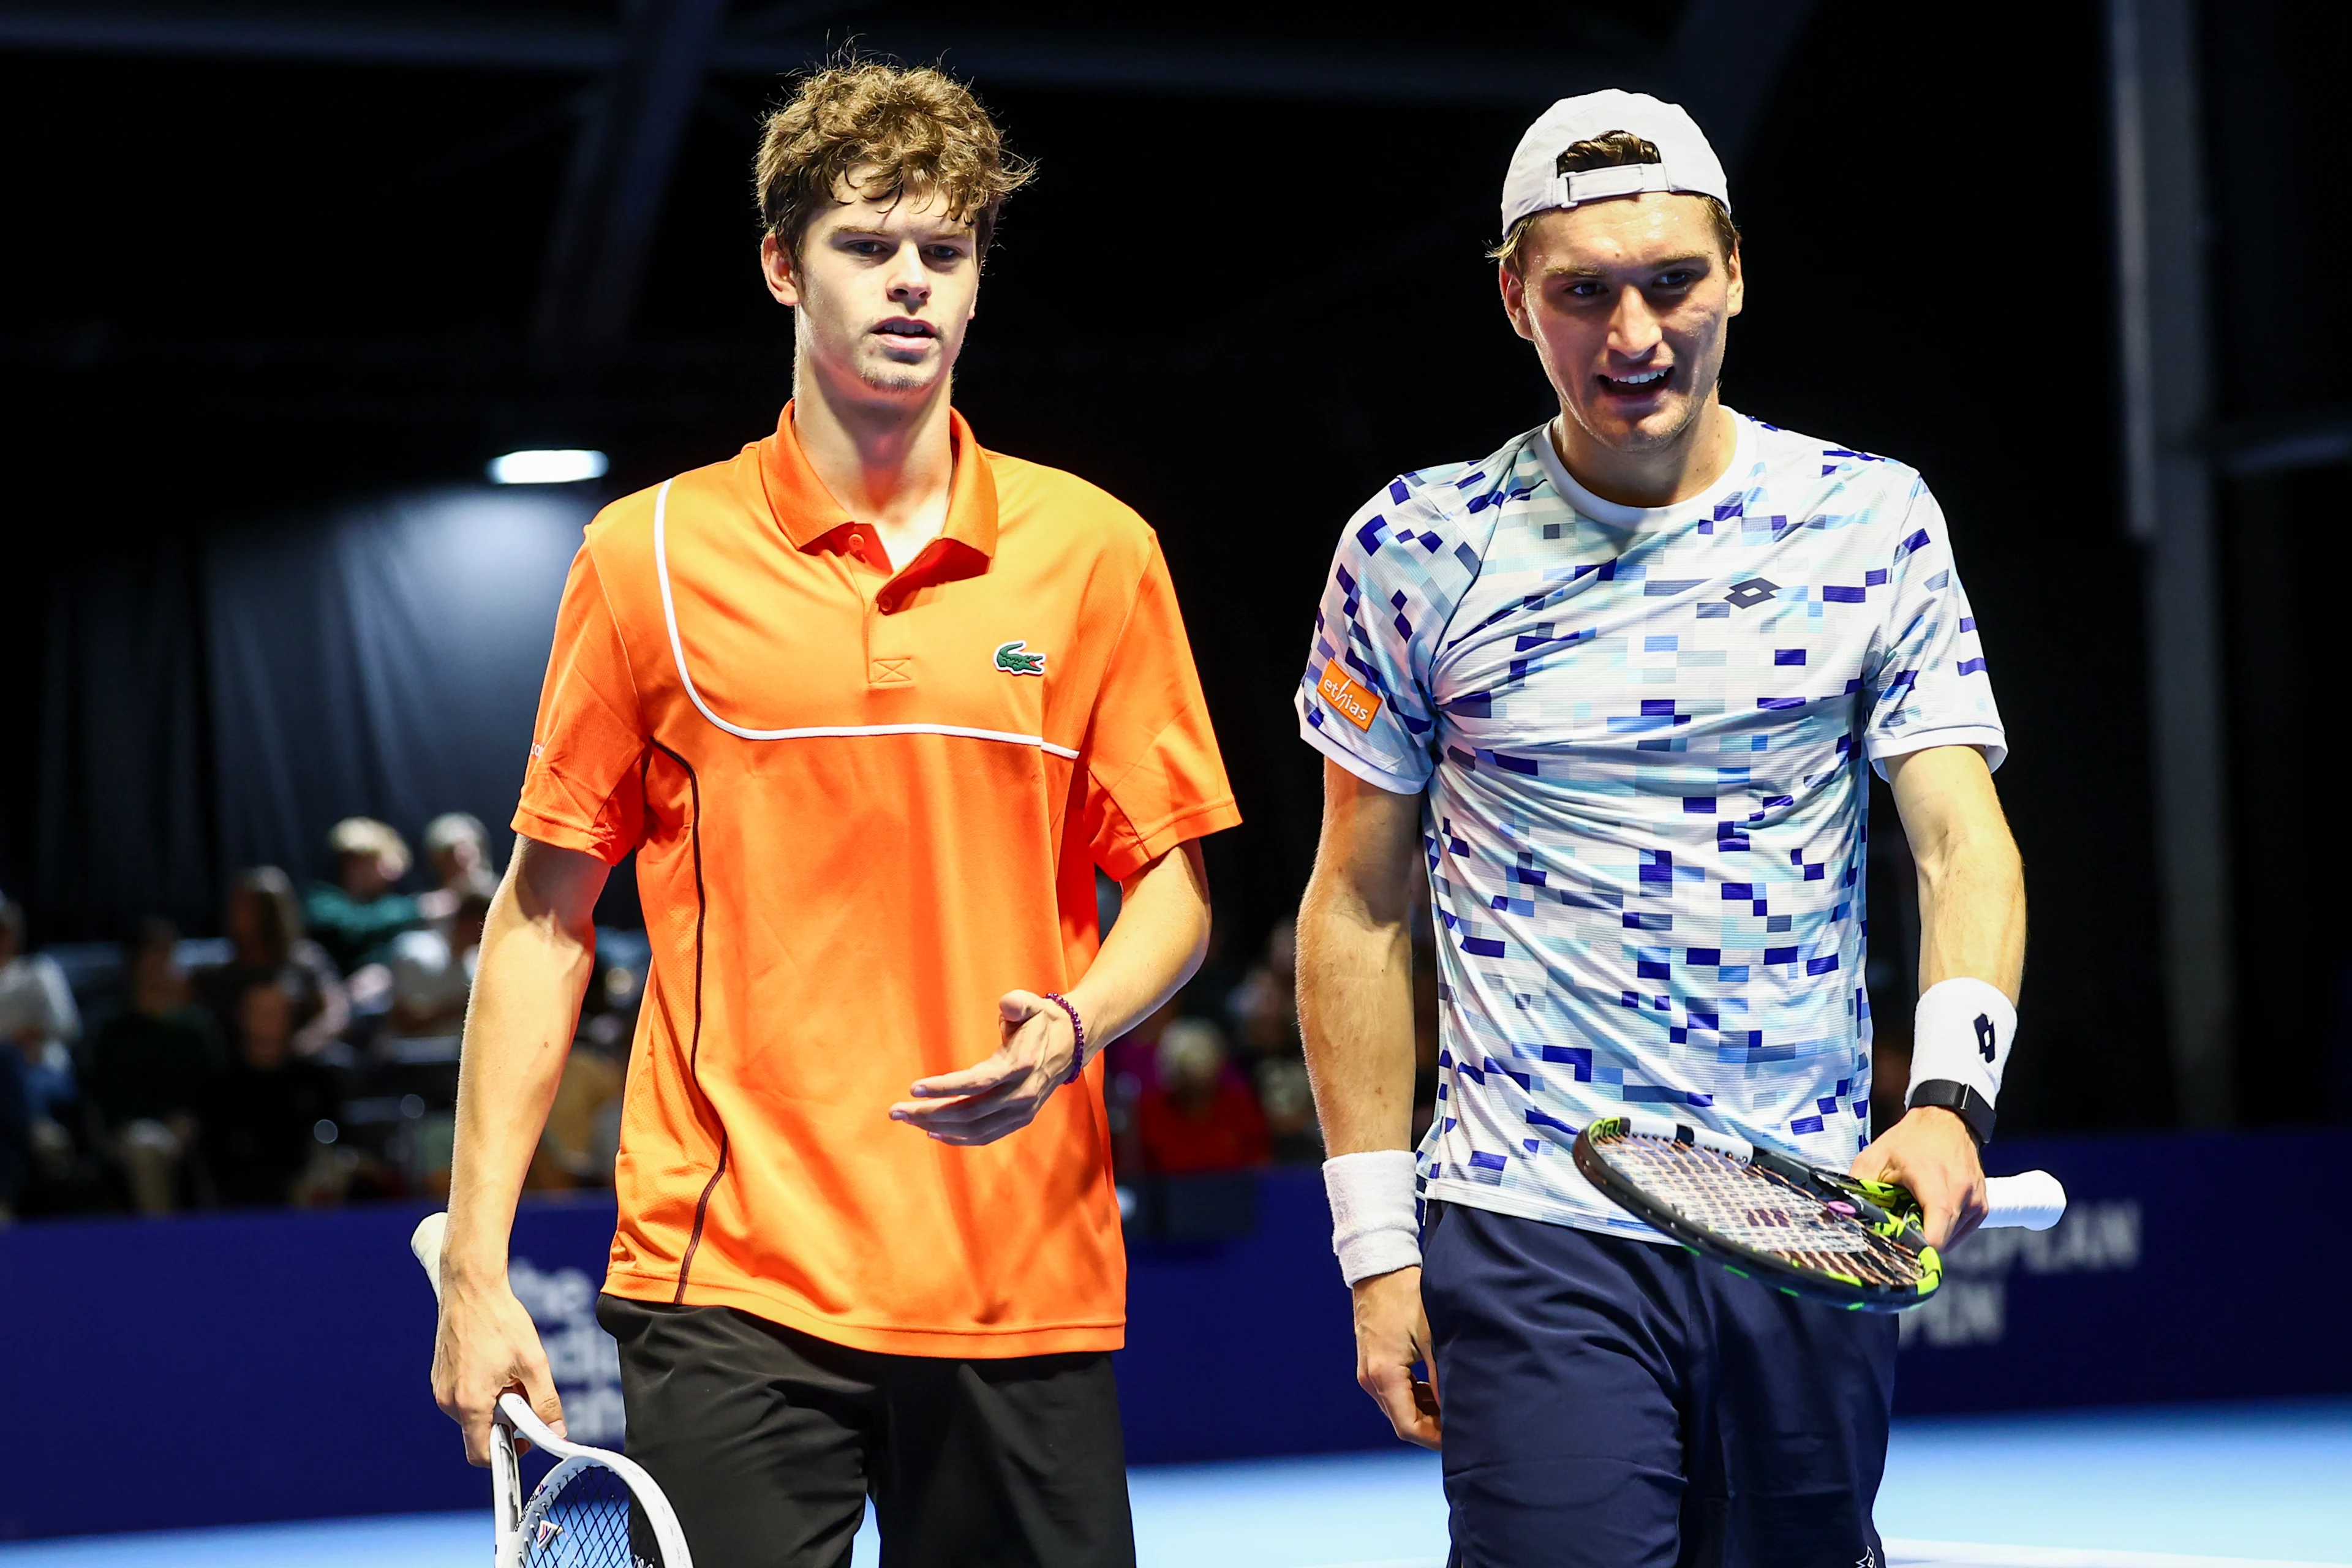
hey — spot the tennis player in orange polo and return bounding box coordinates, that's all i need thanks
[429,62,1238,1566]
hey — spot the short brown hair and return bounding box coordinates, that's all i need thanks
[755,59,1034,265]
[1489,130,1741,274]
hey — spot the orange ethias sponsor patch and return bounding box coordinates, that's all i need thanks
[1317,660,1383,731]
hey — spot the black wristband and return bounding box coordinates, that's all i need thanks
[1906,1079,1996,1147]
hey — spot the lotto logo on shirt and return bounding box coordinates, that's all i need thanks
[1317,660,1383,731]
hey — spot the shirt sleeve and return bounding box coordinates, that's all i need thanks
[1079,539,1242,882]
[1863,483,2008,776]
[513,543,650,864]
[1293,484,1461,795]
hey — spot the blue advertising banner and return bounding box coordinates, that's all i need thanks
[0,1197,617,1539]
[2,1131,2345,1540]
[1890,1129,2351,1412]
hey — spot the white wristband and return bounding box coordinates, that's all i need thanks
[1322,1150,1422,1287]
[1907,976,2015,1106]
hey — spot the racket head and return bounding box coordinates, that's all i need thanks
[517,1455,665,1568]
[497,1394,693,1568]
[1571,1114,1943,1313]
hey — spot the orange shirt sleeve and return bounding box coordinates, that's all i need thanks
[512,541,649,864]
[1079,538,1242,881]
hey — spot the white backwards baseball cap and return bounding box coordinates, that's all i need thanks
[1499,88,1730,236]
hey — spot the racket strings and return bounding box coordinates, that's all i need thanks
[523,1464,660,1568]
[1596,1133,1923,1287]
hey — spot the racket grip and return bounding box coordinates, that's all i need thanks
[1981,1170,2066,1231]
[411,1211,450,1301]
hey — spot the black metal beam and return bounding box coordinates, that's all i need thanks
[807,31,1607,107]
[0,4,619,70]
[2214,407,2352,477]
[2108,0,2233,1126]
[535,0,730,350]
[0,4,1619,105]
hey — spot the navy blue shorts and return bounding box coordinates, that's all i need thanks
[1422,1199,1898,1568]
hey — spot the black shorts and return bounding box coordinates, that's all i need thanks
[597,1295,1136,1568]
[1422,1199,1899,1568]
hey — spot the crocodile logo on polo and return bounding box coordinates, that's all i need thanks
[993,639,1047,676]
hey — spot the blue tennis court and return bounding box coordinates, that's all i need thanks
[7,1400,2345,1568]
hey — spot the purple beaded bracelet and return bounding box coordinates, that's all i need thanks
[1042,992,1087,1085]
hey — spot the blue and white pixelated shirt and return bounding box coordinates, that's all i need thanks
[1297,412,2006,1238]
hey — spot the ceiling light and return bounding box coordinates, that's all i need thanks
[488,449,609,485]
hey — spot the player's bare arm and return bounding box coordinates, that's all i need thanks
[1852,743,2027,1248]
[891,839,1213,1145]
[431,835,608,1466]
[1296,759,1438,1449]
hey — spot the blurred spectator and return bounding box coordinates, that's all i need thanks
[529,1049,627,1191]
[420,812,500,920]
[88,919,224,1215]
[383,888,490,1038]
[305,816,426,975]
[0,895,83,1129]
[1,899,95,1215]
[1103,997,1178,1092]
[575,955,646,1055]
[1256,1057,1323,1164]
[1137,1018,1268,1175]
[1185,907,1244,1038]
[200,980,345,1207]
[1103,995,1181,1183]
[1228,917,1301,1065]
[526,955,639,1191]
[192,867,351,1060]
[1226,913,1321,1160]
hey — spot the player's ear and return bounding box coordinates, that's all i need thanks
[761,232,802,308]
[1723,241,1744,320]
[1499,262,1534,342]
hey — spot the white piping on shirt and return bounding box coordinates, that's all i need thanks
[651,479,1082,760]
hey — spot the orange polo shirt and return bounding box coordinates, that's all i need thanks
[513,404,1240,1357]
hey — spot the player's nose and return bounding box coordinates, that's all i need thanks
[885,244,930,300]
[1607,285,1664,356]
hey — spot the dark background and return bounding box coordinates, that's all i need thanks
[3,0,2343,1137]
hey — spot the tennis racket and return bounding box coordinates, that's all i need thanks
[1570,1114,2067,1313]
[411,1212,693,1568]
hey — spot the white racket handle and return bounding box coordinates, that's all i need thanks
[1982,1170,2066,1231]
[411,1210,450,1299]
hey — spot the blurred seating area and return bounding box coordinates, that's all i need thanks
[0,820,1444,1227]
[0,813,644,1223]
[1101,884,1445,1215]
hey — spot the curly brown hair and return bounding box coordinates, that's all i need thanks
[1489,130,1740,274]
[755,59,1035,267]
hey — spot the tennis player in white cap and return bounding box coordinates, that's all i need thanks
[1294,89,2028,1565]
